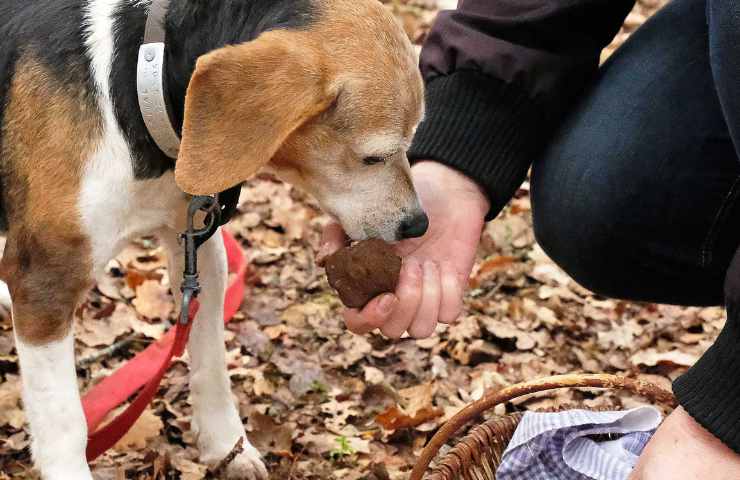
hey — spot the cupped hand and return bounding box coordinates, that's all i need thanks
[318,161,489,339]
[629,406,740,479]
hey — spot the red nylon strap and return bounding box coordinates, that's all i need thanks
[83,230,247,461]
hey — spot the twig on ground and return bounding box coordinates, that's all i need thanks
[209,437,244,478]
[76,334,140,367]
[288,446,305,480]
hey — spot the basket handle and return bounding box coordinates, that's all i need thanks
[409,373,676,480]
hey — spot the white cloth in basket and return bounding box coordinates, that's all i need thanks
[496,407,662,480]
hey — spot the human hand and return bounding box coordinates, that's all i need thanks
[629,406,740,479]
[318,161,490,339]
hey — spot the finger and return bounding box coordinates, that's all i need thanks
[438,260,464,324]
[408,261,442,338]
[344,309,376,335]
[343,293,398,334]
[317,221,349,265]
[381,258,423,339]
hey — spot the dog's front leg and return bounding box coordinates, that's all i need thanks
[5,245,93,479]
[160,228,267,480]
[14,333,92,479]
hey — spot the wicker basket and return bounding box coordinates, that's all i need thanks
[410,374,678,480]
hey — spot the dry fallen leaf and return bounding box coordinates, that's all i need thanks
[329,334,373,369]
[374,382,443,431]
[630,349,698,368]
[112,408,163,451]
[470,255,516,288]
[363,366,385,384]
[399,382,435,418]
[76,303,133,347]
[129,315,167,340]
[132,279,173,320]
[170,456,207,480]
[0,375,24,429]
[375,405,443,431]
[480,316,537,350]
[247,412,294,455]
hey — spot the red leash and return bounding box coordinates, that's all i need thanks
[82,230,247,461]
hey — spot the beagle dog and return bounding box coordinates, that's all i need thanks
[0,0,426,478]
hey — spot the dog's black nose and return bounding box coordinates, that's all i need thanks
[398,212,429,239]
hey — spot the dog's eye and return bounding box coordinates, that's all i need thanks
[363,156,387,166]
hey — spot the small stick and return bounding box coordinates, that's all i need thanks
[209,437,244,477]
[76,334,140,367]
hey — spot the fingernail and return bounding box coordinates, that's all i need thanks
[378,294,398,316]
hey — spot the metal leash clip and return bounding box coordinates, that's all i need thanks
[178,195,222,325]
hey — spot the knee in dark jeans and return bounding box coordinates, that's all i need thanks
[528,0,736,305]
[531,133,640,300]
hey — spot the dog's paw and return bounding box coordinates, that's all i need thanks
[223,442,268,480]
[41,466,94,480]
[204,437,268,480]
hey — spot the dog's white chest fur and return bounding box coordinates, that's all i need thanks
[79,164,186,271]
[80,0,187,272]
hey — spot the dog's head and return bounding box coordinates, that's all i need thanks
[174,0,427,241]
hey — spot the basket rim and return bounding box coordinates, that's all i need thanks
[410,373,677,480]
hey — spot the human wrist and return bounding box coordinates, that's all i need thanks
[411,160,491,218]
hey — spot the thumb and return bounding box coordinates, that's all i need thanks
[317,220,349,265]
[344,293,399,333]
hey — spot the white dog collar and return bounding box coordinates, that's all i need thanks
[137,0,181,159]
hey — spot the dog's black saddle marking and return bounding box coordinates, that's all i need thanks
[110,0,319,180]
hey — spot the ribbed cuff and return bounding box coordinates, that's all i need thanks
[408,70,547,221]
[674,286,740,453]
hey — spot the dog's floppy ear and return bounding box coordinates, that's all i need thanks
[175,30,334,195]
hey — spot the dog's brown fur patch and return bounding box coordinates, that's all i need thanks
[0,53,102,344]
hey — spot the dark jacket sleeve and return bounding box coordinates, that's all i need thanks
[407,0,635,219]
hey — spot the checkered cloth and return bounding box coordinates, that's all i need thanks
[496,407,662,480]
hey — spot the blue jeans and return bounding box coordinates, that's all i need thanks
[531,0,740,452]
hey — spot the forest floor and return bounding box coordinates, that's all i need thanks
[1,1,714,479]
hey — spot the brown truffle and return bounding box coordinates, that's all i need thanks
[325,239,402,308]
